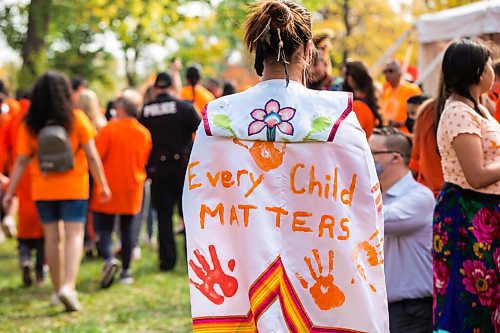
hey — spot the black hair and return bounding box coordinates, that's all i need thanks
[407,94,430,106]
[222,81,237,96]
[26,71,74,135]
[436,39,491,122]
[186,65,202,103]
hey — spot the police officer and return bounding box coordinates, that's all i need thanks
[139,72,201,271]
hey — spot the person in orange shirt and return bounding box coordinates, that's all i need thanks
[1,95,47,286]
[409,98,444,197]
[380,60,422,129]
[2,71,110,312]
[0,85,22,240]
[180,65,215,114]
[90,89,152,287]
[343,61,383,139]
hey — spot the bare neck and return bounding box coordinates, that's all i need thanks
[261,60,304,85]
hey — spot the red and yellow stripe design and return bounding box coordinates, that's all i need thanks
[193,256,366,333]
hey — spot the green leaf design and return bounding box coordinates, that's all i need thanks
[213,114,236,137]
[304,116,333,140]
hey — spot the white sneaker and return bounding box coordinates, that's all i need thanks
[58,285,82,312]
[132,247,141,260]
[50,292,61,306]
[100,258,121,289]
[1,216,17,238]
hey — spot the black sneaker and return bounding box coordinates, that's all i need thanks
[21,261,33,287]
[100,258,121,289]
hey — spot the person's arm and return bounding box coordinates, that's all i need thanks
[2,154,31,210]
[0,172,9,192]
[169,58,183,98]
[83,140,111,202]
[452,133,500,189]
[383,187,435,236]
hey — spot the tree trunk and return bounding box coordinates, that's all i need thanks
[19,0,52,90]
[342,0,351,65]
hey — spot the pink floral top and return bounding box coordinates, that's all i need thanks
[437,100,500,195]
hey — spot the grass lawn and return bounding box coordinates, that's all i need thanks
[0,234,192,333]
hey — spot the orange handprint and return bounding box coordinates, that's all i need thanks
[295,249,345,310]
[189,244,238,305]
[351,231,384,292]
[233,139,286,172]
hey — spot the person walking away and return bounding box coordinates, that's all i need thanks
[91,89,151,287]
[2,71,111,312]
[139,72,200,271]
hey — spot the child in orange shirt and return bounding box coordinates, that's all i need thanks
[90,89,152,287]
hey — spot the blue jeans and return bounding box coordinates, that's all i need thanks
[35,200,87,223]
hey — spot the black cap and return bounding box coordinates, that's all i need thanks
[154,72,172,88]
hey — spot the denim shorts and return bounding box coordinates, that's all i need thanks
[35,200,88,224]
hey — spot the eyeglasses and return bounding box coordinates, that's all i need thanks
[371,150,403,156]
[383,69,395,74]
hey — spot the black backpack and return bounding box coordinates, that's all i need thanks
[37,125,75,173]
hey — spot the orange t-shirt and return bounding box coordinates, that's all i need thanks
[90,118,152,215]
[180,85,215,114]
[381,81,421,123]
[17,109,97,201]
[353,99,376,139]
[0,98,22,172]
[409,100,444,197]
[3,106,43,238]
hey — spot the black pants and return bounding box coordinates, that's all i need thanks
[95,213,134,271]
[18,238,45,279]
[389,297,433,333]
[151,177,183,271]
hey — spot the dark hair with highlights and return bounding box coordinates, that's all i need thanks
[244,0,312,84]
[26,71,74,135]
[344,61,383,126]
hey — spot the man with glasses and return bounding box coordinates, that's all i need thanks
[380,60,421,131]
[369,127,434,333]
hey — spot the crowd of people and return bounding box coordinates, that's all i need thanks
[0,0,499,331]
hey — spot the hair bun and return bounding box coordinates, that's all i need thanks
[263,1,292,30]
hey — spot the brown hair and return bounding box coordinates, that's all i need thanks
[244,0,312,85]
[372,127,412,166]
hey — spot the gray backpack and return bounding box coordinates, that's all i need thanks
[37,125,75,173]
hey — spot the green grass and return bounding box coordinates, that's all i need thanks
[0,235,192,333]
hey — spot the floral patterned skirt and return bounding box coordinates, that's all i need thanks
[433,183,499,333]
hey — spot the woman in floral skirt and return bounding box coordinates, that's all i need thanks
[433,39,500,332]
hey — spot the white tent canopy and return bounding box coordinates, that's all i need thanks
[417,0,500,95]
